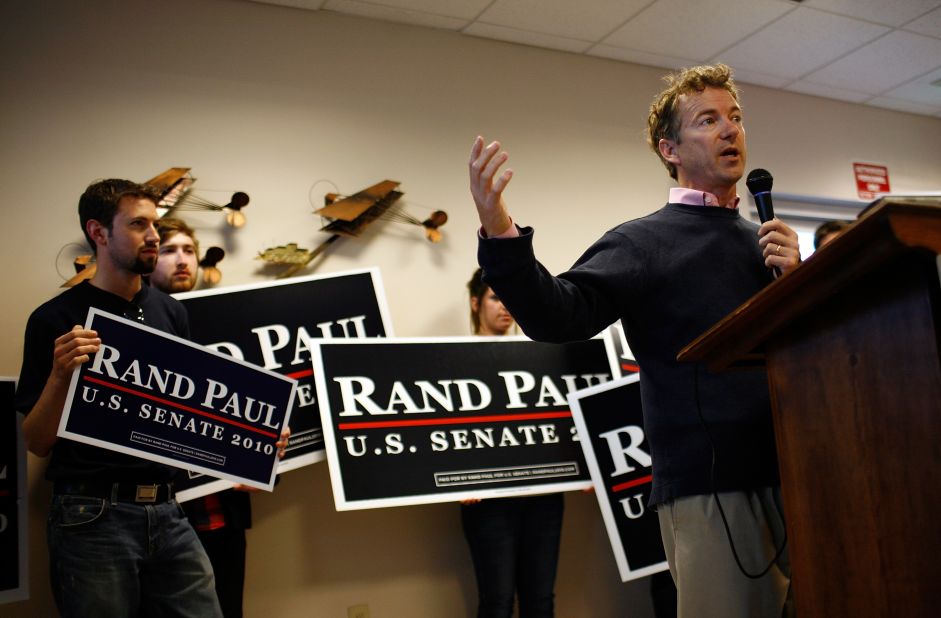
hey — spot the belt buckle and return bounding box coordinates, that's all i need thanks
[135,485,159,503]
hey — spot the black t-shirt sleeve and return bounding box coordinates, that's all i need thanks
[14,310,56,415]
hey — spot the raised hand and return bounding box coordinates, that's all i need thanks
[469,136,514,237]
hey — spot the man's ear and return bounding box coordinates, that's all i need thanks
[470,296,480,314]
[86,219,108,250]
[658,138,680,167]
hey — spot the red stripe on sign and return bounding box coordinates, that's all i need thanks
[610,474,653,493]
[621,363,640,373]
[338,410,572,430]
[285,368,314,379]
[82,375,278,439]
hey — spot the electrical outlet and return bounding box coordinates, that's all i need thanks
[348,604,370,618]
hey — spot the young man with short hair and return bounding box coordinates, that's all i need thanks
[16,179,222,617]
[152,217,200,294]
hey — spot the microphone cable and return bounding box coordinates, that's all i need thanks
[693,363,788,579]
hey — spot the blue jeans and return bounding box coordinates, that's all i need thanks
[47,493,221,618]
[461,493,564,618]
[197,526,247,618]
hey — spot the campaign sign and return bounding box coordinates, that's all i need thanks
[172,269,392,500]
[313,336,612,510]
[569,374,668,582]
[59,309,296,492]
[1,378,28,604]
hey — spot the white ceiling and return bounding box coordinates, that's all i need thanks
[245,0,941,118]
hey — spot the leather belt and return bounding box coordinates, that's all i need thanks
[53,481,175,504]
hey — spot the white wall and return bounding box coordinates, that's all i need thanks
[2,0,939,616]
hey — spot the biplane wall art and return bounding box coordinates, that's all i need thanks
[257,180,448,278]
[61,168,243,288]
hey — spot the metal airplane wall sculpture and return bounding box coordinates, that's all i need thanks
[257,179,447,278]
[63,167,245,287]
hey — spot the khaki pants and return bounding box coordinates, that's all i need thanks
[658,488,792,618]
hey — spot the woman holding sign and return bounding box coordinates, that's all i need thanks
[460,268,565,618]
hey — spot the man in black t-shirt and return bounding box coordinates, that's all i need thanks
[15,179,222,617]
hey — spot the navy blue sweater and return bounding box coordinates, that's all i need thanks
[479,203,780,505]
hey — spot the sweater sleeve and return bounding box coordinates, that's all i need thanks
[478,226,642,343]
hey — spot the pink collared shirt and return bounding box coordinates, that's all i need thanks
[669,187,740,209]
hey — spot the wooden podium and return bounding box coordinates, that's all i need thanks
[678,197,941,616]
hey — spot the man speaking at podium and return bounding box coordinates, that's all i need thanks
[469,64,800,618]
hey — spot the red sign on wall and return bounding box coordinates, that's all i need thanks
[853,162,890,200]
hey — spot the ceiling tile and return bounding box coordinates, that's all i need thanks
[882,67,941,105]
[716,8,889,79]
[904,6,941,37]
[784,80,871,103]
[476,0,651,41]
[462,22,593,53]
[802,0,941,28]
[802,30,941,94]
[601,0,792,61]
[323,0,471,29]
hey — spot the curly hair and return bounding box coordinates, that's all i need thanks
[646,64,740,180]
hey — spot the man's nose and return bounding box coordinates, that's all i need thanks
[145,223,159,242]
[720,118,740,139]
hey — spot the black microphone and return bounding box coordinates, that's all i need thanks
[746,168,782,276]
[746,168,774,223]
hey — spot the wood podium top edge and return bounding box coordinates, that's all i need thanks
[677,198,941,370]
